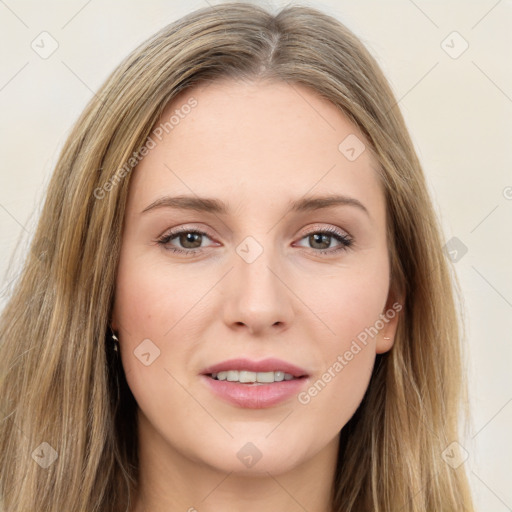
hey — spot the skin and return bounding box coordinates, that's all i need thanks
[111,78,401,512]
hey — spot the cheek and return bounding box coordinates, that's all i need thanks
[113,253,213,396]
[114,254,200,339]
[309,256,390,345]
[295,261,388,425]
[113,259,199,427]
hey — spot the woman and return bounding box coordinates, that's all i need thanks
[0,2,475,511]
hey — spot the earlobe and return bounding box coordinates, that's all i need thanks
[376,334,394,354]
[375,293,404,354]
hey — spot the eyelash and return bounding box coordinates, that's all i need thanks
[156,226,353,257]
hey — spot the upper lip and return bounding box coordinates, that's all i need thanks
[200,358,309,378]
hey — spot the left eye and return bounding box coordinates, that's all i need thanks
[294,229,353,254]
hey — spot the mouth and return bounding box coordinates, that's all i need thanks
[199,357,309,408]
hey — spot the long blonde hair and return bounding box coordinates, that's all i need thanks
[0,3,474,511]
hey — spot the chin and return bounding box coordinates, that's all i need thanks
[194,433,315,476]
[208,453,304,476]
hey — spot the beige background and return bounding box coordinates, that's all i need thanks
[1,1,511,509]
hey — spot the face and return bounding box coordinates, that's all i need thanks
[112,79,400,476]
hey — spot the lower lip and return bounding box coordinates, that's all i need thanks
[200,375,309,409]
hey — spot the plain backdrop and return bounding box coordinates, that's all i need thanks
[1,1,511,510]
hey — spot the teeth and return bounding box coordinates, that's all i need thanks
[211,370,297,383]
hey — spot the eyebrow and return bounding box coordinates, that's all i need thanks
[141,193,369,217]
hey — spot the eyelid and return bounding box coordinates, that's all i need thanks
[301,223,351,238]
[159,224,217,240]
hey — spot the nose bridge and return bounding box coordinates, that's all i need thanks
[237,240,279,295]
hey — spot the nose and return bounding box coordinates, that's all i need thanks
[222,245,294,336]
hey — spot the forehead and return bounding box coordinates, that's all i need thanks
[128,79,384,219]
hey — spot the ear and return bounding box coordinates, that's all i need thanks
[375,289,404,354]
